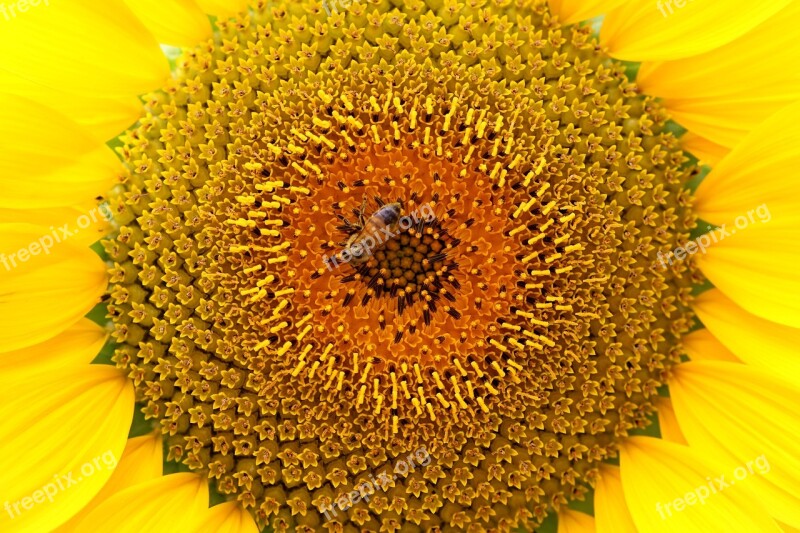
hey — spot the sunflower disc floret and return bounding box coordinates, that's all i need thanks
[106,1,699,530]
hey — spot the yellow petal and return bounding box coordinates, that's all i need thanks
[0,223,107,353]
[0,319,106,377]
[75,473,210,532]
[655,396,687,445]
[694,214,800,329]
[695,99,800,224]
[692,101,800,328]
[558,509,596,533]
[681,328,740,363]
[693,289,800,386]
[594,465,637,533]
[0,365,133,532]
[680,132,728,167]
[0,0,168,98]
[0,204,114,247]
[670,362,800,528]
[781,522,800,533]
[0,95,120,209]
[2,74,141,142]
[123,0,212,47]
[637,2,800,149]
[600,0,792,61]
[548,0,629,25]
[663,95,800,150]
[56,433,163,533]
[195,0,250,18]
[620,436,779,532]
[195,502,260,533]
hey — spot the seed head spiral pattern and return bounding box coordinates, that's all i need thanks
[106,0,700,530]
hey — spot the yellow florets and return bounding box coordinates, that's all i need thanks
[105,0,699,530]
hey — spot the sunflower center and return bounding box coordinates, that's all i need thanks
[329,208,460,323]
[106,1,698,531]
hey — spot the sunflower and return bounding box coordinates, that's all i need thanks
[1,0,799,531]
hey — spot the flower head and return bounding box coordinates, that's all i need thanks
[2,0,800,532]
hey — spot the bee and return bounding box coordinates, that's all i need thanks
[338,198,403,265]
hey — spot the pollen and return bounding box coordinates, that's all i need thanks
[106,1,699,531]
